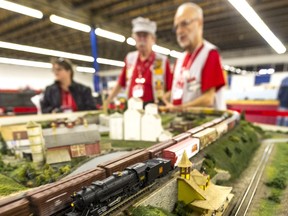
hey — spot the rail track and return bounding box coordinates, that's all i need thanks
[228,143,274,216]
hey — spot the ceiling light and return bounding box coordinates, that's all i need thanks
[170,50,182,58]
[95,28,125,43]
[235,68,242,73]
[50,15,91,33]
[0,57,51,68]
[97,58,125,67]
[0,41,94,62]
[126,37,136,46]
[0,57,96,73]
[152,45,170,55]
[228,0,286,54]
[258,68,275,75]
[223,65,230,71]
[76,66,95,73]
[0,0,43,19]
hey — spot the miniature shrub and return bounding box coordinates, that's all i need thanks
[173,201,191,216]
[59,165,71,175]
[224,147,233,158]
[131,205,175,216]
[202,158,215,169]
[234,147,242,154]
[267,192,281,203]
[12,163,37,184]
[266,176,287,190]
[229,135,240,143]
[204,154,216,164]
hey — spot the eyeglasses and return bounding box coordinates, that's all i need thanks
[173,18,198,32]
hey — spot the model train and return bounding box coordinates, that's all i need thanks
[67,158,171,216]
[0,109,240,216]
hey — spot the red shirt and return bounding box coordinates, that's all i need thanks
[183,49,225,92]
[172,47,225,105]
[118,52,173,102]
[61,89,78,111]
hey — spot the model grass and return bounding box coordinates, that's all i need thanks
[0,173,27,196]
[252,142,288,216]
[201,120,262,181]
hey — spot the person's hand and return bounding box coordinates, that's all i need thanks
[159,103,181,112]
[165,102,174,110]
[166,103,184,112]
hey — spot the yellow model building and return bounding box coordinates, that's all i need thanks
[177,151,234,216]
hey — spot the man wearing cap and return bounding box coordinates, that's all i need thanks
[105,17,173,108]
[165,3,226,110]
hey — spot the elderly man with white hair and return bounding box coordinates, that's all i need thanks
[165,3,226,110]
[105,17,173,107]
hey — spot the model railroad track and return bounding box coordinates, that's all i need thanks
[229,143,274,216]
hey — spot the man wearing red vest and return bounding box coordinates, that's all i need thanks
[164,3,226,110]
[105,17,173,108]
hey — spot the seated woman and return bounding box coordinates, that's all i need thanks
[41,58,96,113]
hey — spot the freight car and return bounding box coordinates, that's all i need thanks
[163,137,200,167]
[27,168,106,216]
[201,121,215,129]
[223,111,240,131]
[0,195,31,216]
[213,122,228,137]
[172,132,191,142]
[193,128,217,149]
[98,149,150,176]
[147,139,177,158]
[186,126,204,135]
[67,158,171,216]
[97,149,144,171]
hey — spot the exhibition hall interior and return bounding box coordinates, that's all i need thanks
[0,1,287,216]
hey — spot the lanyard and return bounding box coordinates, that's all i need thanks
[181,44,204,74]
[136,52,155,78]
[62,90,72,107]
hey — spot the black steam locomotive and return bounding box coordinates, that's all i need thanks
[66,158,171,216]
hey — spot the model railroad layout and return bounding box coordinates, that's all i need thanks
[0,109,240,216]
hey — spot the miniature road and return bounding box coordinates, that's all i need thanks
[67,151,129,177]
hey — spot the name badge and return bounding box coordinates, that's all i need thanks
[172,88,183,100]
[132,84,144,98]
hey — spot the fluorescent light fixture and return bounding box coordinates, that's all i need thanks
[258,68,275,75]
[76,66,95,73]
[97,58,125,67]
[229,66,236,72]
[235,68,242,74]
[126,37,136,46]
[0,57,96,73]
[0,41,94,62]
[0,0,43,19]
[152,45,170,55]
[170,50,182,58]
[228,0,286,54]
[95,28,125,43]
[50,15,91,33]
[0,57,51,68]
[223,65,230,71]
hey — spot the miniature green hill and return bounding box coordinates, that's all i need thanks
[201,120,263,182]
